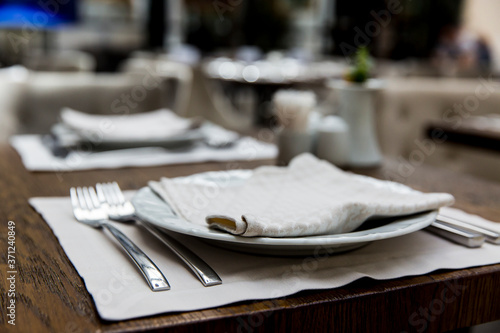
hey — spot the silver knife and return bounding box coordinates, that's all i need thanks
[437,214,500,244]
[426,221,485,248]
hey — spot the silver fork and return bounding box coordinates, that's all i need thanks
[96,182,222,287]
[70,186,170,291]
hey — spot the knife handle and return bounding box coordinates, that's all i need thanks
[437,215,500,244]
[426,221,485,248]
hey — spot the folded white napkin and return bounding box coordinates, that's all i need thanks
[60,107,198,141]
[150,154,455,237]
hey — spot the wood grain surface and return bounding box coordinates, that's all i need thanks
[1,144,499,333]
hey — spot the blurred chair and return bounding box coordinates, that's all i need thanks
[16,71,165,135]
[0,66,29,142]
[23,50,96,72]
[377,77,500,181]
[119,57,193,116]
[186,67,254,132]
[121,54,255,132]
[9,52,196,135]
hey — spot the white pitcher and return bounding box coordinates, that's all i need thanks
[330,79,383,167]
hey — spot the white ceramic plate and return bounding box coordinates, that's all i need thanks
[131,170,437,256]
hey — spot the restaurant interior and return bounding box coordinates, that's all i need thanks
[1,0,500,180]
[1,0,500,332]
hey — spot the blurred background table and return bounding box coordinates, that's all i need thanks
[202,57,345,126]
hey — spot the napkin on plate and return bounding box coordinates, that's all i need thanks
[149,154,455,237]
[59,107,201,142]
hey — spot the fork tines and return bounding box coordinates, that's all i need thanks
[71,186,100,211]
[96,182,125,206]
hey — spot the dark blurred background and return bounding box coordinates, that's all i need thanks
[1,0,493,74]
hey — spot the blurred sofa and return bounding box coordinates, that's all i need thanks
[377,76,500,182]
[0,66,29,142]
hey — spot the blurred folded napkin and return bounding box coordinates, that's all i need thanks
[150,154,454,237]
[60,107,200,141]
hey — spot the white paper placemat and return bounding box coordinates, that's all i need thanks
[29,195,500,321]
[11,135,277,172]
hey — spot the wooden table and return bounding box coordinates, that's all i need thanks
[1,144,500,332]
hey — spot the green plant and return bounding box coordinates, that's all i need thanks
[344,47,372,83]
